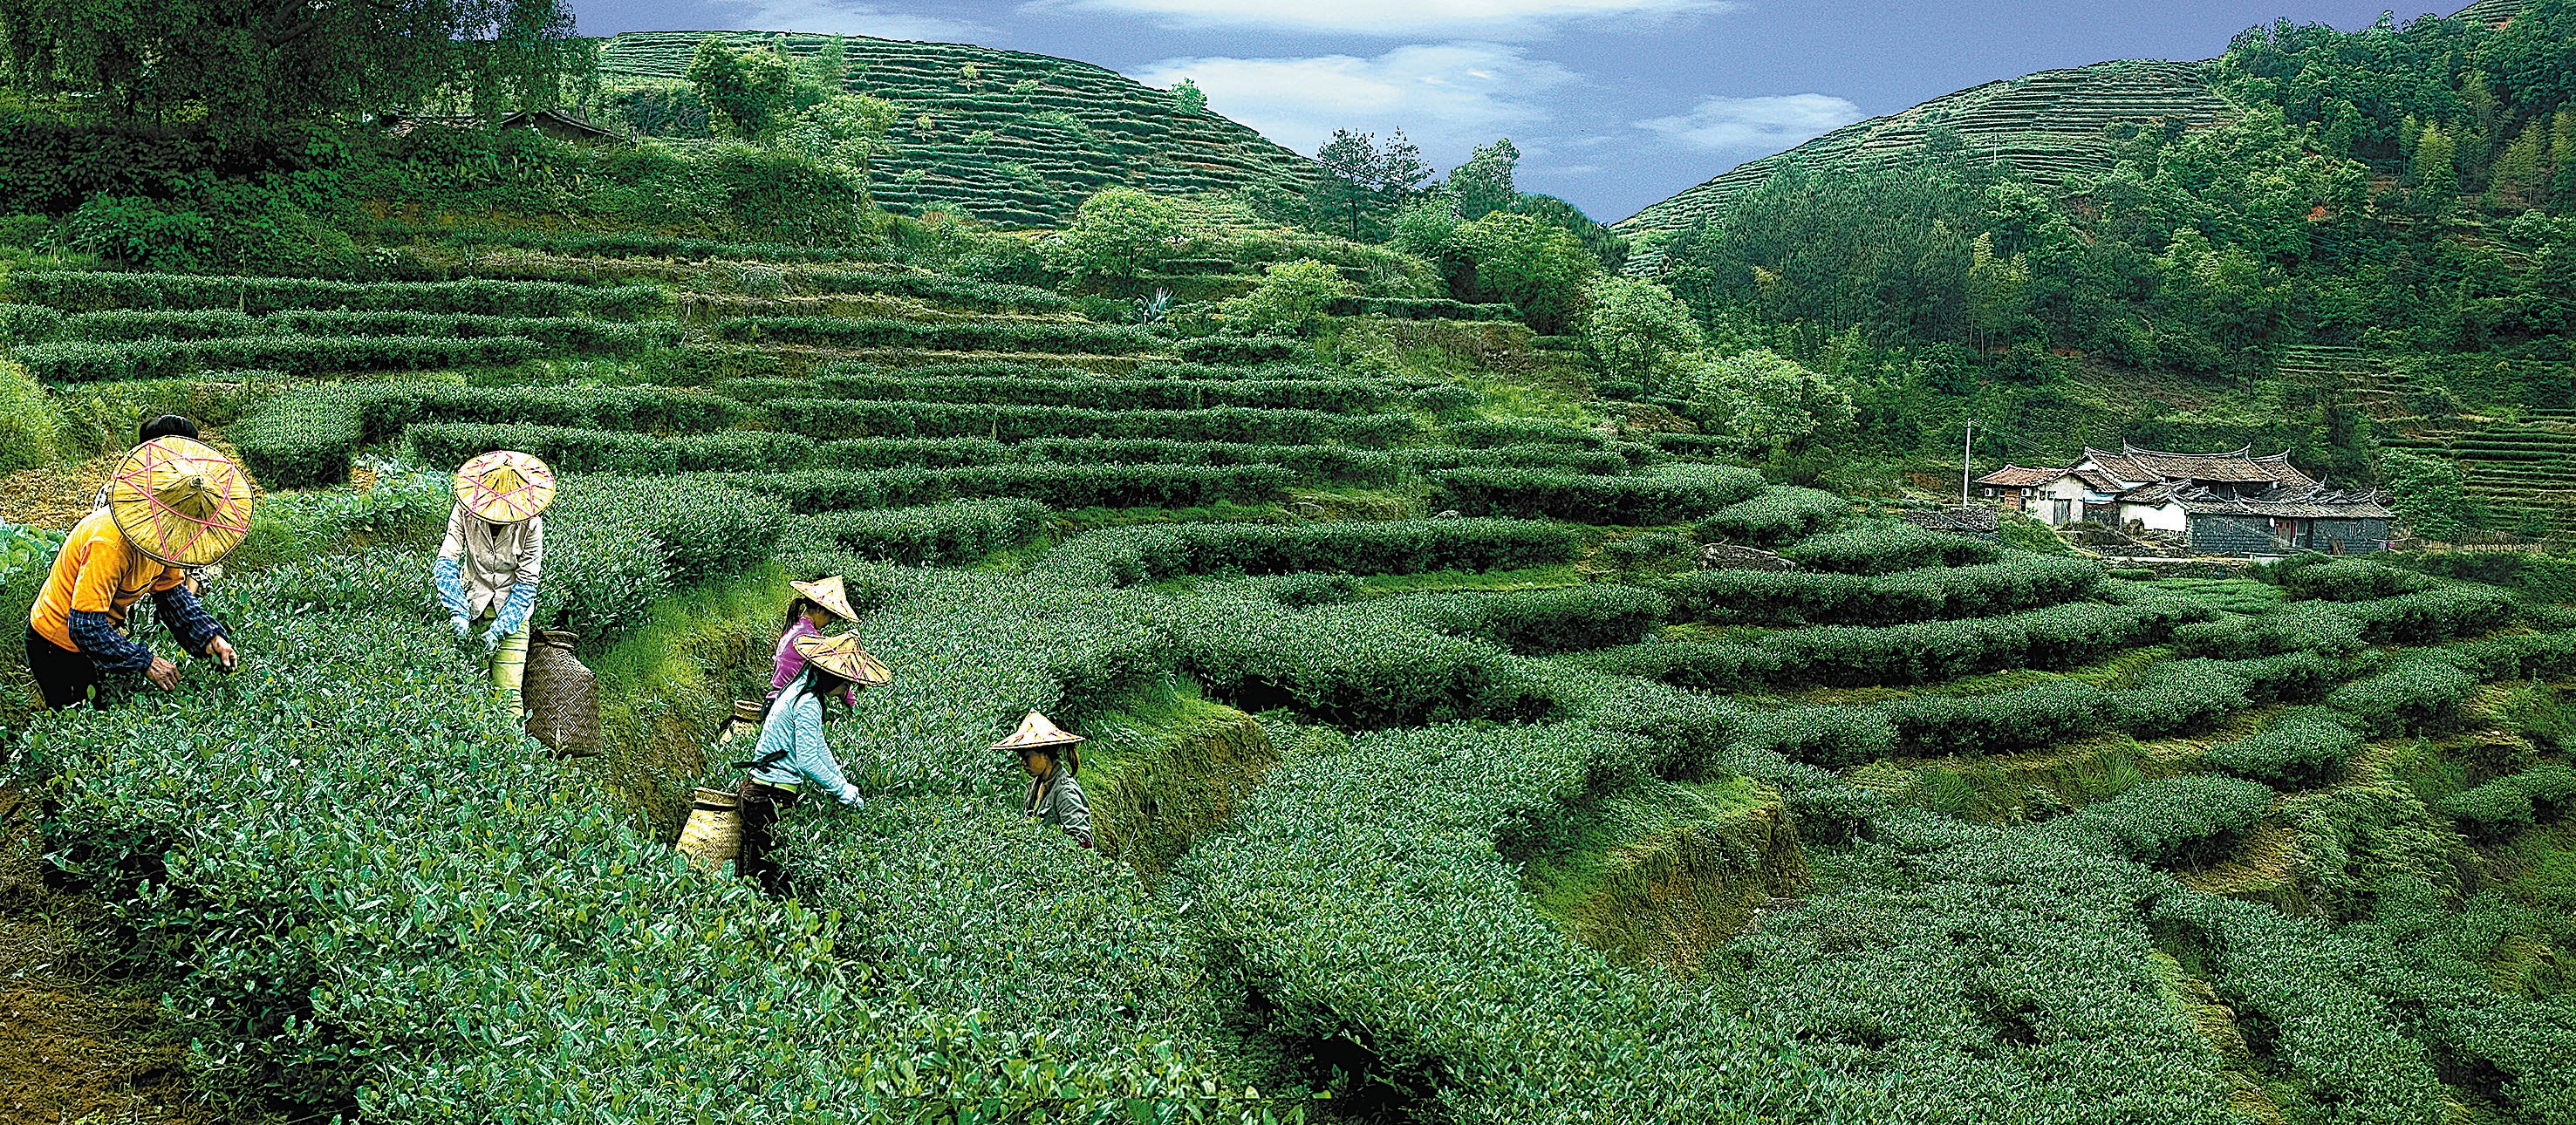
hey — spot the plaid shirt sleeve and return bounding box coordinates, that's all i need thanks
[68,610,153,672]
[153,584,226,655]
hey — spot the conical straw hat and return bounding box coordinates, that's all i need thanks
[789,575,859,624]
[992,710,1083,753]
[454,450,557,524]
[107,437,257,568]
[791,631,892,686]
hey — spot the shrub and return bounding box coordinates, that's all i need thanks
[1445,419,1614,449]
[1662,556,2103,626]
[1174,335,1312,365]
[767,397,1417,447]
[1403,585,1670,655]
[1694,486,1848,546]
[2206,707,2361,788]
[234,384,748,488]
[1725,706,1896,768]
[1326,296,1517,320]
[722,463,1292,513]
[2171,600,2367,659]
[1882,680,2112,758]
[2040,776,2276,866]
[784,369,1395,412]
[1429,463,1764,525]
[2437,781,2537,842]
[2328,655,2477,736]
[2108,661,2252,738]
[710,315,1163,355]
[1046,519,1583,584]
[1582,600,2185,692]
[407,422,815,474]
[1178,599,1525,727]
[781,498,1049,564]
[8,270,666,317]
[2333,587,2518,644]
[559,475,788,585]
[14,334,548,382]
[2279,557,2433,601]
[0,302,65,344]
[1778,521,2006,575]
[1267,571,1362,608]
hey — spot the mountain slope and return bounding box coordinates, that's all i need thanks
[1615,59,2231,240]
[595,31,1321,228]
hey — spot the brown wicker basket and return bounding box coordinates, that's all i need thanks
[675,787,742,869]
[523,631,599,757]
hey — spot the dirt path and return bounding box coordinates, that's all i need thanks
[0,792,217,1125]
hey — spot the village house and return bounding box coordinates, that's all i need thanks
[1976,443,2394,556]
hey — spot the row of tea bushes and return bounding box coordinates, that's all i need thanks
[8,270,666,317]
[766,396,1419,446]
[725,370,1405,413]
[778,498,1050,564]
[1777,521,2007,575]
[11,561,1278,1122]
[1397,585,1672,656]
[1427,463,1766,525]
[1693,486,1851,546]
[1579,597,2208,693]
[715,462,1295,512]
[1663,556,2102,626]
[2037,774,2277,866]
[709,314,1163,355]
[1043,518,1585,585]
[236,383,745,487]
[2433,764,2576,841]
[407,422,814,475]
[16,334,548,381]
[42,309,678,351]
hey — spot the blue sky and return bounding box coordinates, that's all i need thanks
[569,0,2436,222]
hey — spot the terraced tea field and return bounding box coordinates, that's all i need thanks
[596,31,1322,227]
[5,222,2575,1122]
[1616,59,2231,244]
[2383,419,2576,540]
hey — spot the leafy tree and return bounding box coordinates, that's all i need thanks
[2414,121,2462,205]
[1510,194,1630,271]
[1451,139,1520,221]
[2380,448,2473,541]
[1172,78,1206,116]
[1688,348,1857,458]
[687,37,813,140]
[1219,258,1353,337]
[1047,188,1182,289]
[1313,128,1435,241]
[1457,210,1595,334]
[1582,276,1702,393]
[0,0,584,122]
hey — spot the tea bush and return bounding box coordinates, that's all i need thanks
[1173,335,1312,365]
[2107,660,2254,738]
[15,334,548,381]
[2170,600,2367,659]
[1179,603,1527,727]
[2040,775,2275,865]
[558,475,788,585]
[2327,655,2477,737]
[776,368,1397,412]
[780,498,1049,564]
[2436,764,2576,842]
[8,270,667,317]
[407,422,815,474]
[60,309,681,353]
[2334,587,2518,644]
[2206,707,2362,788]
[236,385,748,488]
[1399,585,1670,655]
[1427,463,1765,525]
[1692,486,1850,546]
[767,397,1418,446]
[1663,556,2102,626]
[1777,521,2007,574]
[1044,519,1583,583]
[1582,599,2197,692]
[2279,556,2434,601]
[712,315,1164,355]
[1880,679,2113,758]
[719,462,1293,512]
[1399,443,1642,475]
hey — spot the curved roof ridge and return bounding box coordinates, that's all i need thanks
[2122,441,2254,458]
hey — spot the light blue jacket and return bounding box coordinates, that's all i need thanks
[747,673,856,801]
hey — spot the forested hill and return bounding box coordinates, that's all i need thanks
[1616,59,2232,240]
[594,31,1322,227]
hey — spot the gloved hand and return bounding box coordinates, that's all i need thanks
[450,615,472,640]
[837,781,864,808]
[481,628,502,653]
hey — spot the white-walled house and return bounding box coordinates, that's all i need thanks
[1973,443,2391,554]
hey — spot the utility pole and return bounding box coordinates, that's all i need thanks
[1961,419,1974,510]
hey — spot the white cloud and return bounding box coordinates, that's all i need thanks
[1636,93,1866,153]
[1130,43,1575,164]
[707,0,987,41]
[1038,0,1733,38]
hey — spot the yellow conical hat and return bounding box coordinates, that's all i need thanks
[454,450,556,524]
[789,575,859,624]
[790,631,892,686]
[991,710,1083,753]
[107,437,257,568]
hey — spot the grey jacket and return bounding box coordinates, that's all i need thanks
[1024,770,1092,848]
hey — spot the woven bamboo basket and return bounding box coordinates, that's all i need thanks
[675,787,742,869]
[523,631,599,758]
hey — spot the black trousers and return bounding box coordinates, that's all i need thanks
[24,625,100,710]
[734,777,801,897]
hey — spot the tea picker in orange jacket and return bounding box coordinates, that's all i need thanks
[24,438,252,709]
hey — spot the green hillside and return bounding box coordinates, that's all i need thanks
[594,31,1322,227]
[1616,59,2231,242]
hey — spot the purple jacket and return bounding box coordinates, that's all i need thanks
[771,617,858,706]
